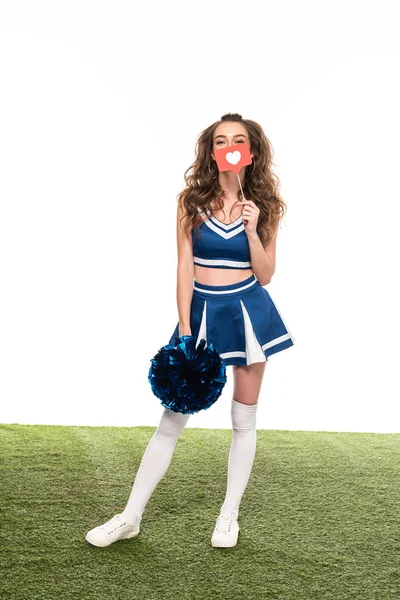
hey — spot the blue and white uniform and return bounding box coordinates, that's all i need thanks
[193,207,257,270]
[168,206,295,366]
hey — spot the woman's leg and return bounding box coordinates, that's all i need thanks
[120,407,190,524]
[220,361,267,519]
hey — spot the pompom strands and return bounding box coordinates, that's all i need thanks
[148,335,227,415]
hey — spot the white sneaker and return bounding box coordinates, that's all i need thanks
[85,513,141,548]
[211,513,239,548]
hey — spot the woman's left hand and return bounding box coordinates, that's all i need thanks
[238,199,260,236]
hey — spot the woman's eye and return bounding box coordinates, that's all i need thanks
[216,140,245,146]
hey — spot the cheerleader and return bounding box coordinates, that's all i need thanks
[85,112,294,549]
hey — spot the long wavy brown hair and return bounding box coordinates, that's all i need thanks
[177,112,287,248]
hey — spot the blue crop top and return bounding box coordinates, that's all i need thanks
[192,206,260,270]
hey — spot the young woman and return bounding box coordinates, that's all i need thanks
[85,112,294,549]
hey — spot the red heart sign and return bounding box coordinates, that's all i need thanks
[214,141,253,174]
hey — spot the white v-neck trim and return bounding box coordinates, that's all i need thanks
[205,208,242,229]
[197,207,244,238]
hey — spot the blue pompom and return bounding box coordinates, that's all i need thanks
[148,335,227,415]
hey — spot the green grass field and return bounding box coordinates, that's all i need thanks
[0,423,399,600]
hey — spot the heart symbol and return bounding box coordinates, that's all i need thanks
[225,150,241,165]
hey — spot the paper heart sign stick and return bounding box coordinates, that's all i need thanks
[214,141,253,201]
[214,141,252,174]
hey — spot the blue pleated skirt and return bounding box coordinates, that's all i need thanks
[168,274,294,367]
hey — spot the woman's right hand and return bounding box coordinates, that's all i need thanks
[178,327,192,338]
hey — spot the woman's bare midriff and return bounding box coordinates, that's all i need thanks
[194,265,254,285]
[193,201,253,285]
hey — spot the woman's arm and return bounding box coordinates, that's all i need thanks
[176,196,194,336]
[247,226,277,286]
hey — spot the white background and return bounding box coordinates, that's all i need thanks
[1,1,399,433]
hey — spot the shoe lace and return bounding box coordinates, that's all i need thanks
[215,515,234,534]
[102,514,128,535]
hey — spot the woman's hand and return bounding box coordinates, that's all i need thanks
[238,199,260,236]
[179,327,192,337]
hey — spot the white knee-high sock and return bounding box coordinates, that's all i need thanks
[120,407,190,524]
[220,398,258,520]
